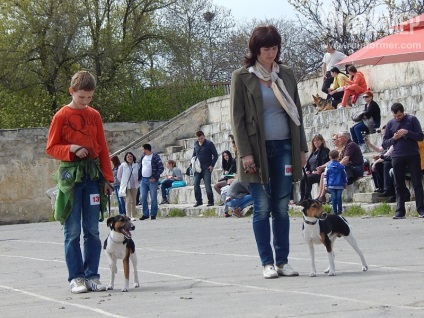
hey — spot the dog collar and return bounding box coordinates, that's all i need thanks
[303,216,318,225]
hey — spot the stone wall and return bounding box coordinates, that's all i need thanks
[0,121,165,225]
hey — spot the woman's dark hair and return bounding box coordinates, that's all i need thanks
[330,67,341,73]
[391,103,404,114]
[347,65,358,73]
[124,151,136,163]
[221,150,233,171]
[111,155,121,168]
[310,134,326,153]
[243,25,282,68]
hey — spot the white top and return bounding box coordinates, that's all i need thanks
[141,154,153,178]
[322,51,346,71]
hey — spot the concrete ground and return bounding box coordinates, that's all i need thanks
[0,215,423,318]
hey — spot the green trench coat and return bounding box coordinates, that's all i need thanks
[230,64,308,184]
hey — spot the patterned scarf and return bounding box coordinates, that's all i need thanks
[248,61,300,126]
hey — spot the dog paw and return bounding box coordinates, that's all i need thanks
[121,287,129,292]
[328,271,336,276]
[107,285,113,290]
[309,272,316,277]
[362,265,368,271]
[324,267,330,273]
[134,282,140,288]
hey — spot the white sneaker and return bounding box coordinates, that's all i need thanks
[86,278,107,291]
[263,264,279,279]
[70,277,88,294]
[276,263,299,276]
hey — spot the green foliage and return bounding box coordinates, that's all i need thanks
[322,204,332,213]
[168,208,186,217]
[369,203,394,217]
[0,88,55,129]
[343,204,367,217]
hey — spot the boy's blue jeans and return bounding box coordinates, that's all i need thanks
[249,140,293,267]
[64,176,102,282]
[329,188,343,214]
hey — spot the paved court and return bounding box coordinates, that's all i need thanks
[0,215,423,318]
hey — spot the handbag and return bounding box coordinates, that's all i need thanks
[185,166,193,176]
[191,156,202,173]
[362,116,375,132]
[351,111,364,122]
[118,185,127,197]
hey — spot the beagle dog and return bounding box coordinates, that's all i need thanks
[103,215,140,291]
[300,199,368,277]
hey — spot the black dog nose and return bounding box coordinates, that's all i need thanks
[130,225,135,231]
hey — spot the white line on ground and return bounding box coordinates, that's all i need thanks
[0,284,128,318]
[1,253,422,312]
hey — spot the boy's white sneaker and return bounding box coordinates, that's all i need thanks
[70,278,88,294]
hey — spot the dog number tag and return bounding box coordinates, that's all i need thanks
[90,194,101,205]
[284,165,292,176]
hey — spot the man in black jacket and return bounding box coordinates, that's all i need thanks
[382,103,424,219]
[192,131,218,207]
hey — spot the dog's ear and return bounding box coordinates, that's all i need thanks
[106,217,115,228]
[299,199,310,208]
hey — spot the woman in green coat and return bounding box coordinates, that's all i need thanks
[230,25,308,279]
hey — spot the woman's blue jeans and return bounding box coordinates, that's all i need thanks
[226,195,253,210]
[64,176,102,282]
[249,140,293,267]
[161,179,174,200]
[113,185,126,215]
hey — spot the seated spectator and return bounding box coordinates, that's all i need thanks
[316,131,363,202]
[314,134,343,202]
[223,179,252,218]
[327,67,349,107]
[160,160,183,204]
[338,65,367,108]
[300,134,330,201]
[350,90,381,153]
[364,126,394,198]
[214,150,236,195]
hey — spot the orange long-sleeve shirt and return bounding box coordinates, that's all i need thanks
[46,105,114,183]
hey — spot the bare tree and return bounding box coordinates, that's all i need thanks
[156,0,235,83]
[288,0,390,73]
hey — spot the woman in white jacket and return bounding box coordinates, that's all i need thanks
[117,152,140,220]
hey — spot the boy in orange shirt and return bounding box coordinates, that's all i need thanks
[46,71,113,294]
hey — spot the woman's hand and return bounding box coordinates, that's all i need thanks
[242,155,256,174]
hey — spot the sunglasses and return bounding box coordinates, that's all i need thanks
[363,96,370,98]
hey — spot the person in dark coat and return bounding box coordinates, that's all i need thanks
[300,134,330,201]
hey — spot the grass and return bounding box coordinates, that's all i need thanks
[199,209,217,217]
[168,208,186,217]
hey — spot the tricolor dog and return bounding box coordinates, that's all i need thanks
[300,199,368,277]
[103,215,140,291]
